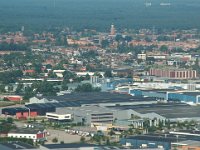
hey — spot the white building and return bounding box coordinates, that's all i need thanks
[46,112,73,122]
[8,128,47,142]
[137,53,147,60]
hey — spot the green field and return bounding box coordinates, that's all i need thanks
[0,101,15,107]
[0,0,200,32]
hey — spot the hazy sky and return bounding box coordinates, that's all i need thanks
[0,0,200,30]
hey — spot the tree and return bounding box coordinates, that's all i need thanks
[33,63,42,74]
[46,38,51,44]
[106,138,110,145]
[63,36,68,46]
[61,81,68,90]
[128,128,133,135]
[0,42,29,51]
[75,83,93,92]
[80,136,85,143]
[52,137,58,143]
[101,39,109,48]
[193,58,200,73]
[48,71,57,78]
[104,70,112,77]
[143,120,150,129]
[94,72,102,78]
[172,47,184,52]
[115,34,123,42]
[166,119,171,129]
[0,84,5,93]
[0,70,23,84]
[55,35,68,46]
[158,120,164,129]
[7,117,13,124]
[63,70,75,81]
[159,45,168,52]
[148,126,157,133]
[85,73,90,80]
[91,135,102,144]
[75,83,101,92]
[145,37,152,42]
[157,35,172,41]
[8,85,13,92]
[36,81,59,96]
[108,129,115,136]
[24,86,34,100]
[15,83,24,94]
[124,36,132,43]
[46,64,52,69]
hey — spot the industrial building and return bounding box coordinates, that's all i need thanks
[1,101,81,118]
[46,112,73,122]
[0,141,36,150]
[110,103,200,122]
[2,91,200,124]
[129,89,200,104]
[46,105,166,128]
[120,135,176,150]
[120,130,200,150]
[1,92,158,120]
[46,106,115,126]
[1,107,37,119]
[29,92,156,106]
[40,143,139,150]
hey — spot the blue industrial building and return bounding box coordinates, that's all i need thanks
[120,135,176,150]
[129,89,200,104]
[168,92,200,103]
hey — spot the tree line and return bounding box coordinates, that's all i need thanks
[0,42,29,51]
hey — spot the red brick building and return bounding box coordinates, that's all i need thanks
[149,68,197,79]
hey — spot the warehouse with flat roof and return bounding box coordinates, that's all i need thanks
[109,103,200,122]
[129,89,200,104]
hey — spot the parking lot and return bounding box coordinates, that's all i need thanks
[46,129,90,144]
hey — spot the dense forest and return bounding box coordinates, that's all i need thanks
[0,0,200,33]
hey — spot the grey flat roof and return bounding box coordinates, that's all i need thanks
[9,128,45,134]
[56,105,117,115]
[125,135,178,142]
[0,145,12,150]
[42,143,95,149]
[42,144,130,149]
[142,89,176,92]
[0,141,36,149]
[128,133,200,142]
[108,103,200,119]
[36,92,156,105]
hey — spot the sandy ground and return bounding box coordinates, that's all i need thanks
[46,129,89,144]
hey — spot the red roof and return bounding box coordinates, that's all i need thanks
[24,70,35,73]
[5,96,22,101]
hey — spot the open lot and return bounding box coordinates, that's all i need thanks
[46,129,90,144]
